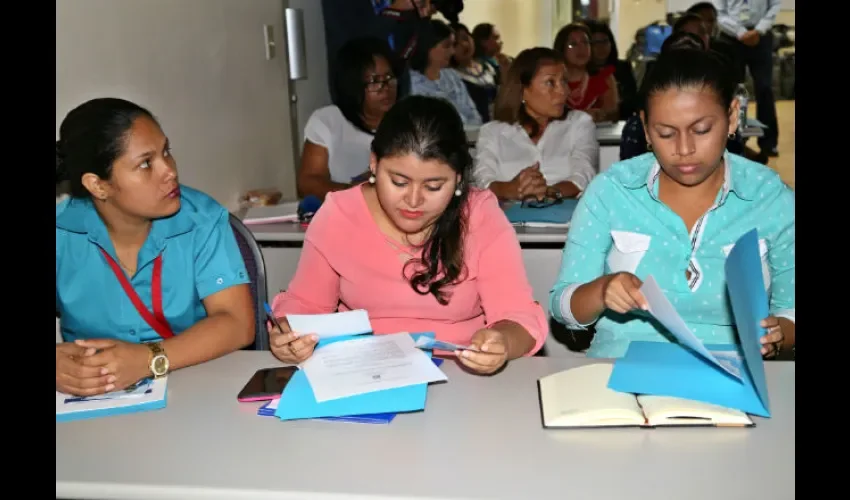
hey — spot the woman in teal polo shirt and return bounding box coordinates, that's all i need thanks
[549,49,795,359]
[56,98,255,396]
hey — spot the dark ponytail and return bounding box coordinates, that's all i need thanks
[370,95,471,305]
[56,97,157,198]
[55,141,67,186]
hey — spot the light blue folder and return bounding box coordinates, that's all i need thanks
[56,378,168,423]
[275,332,439,421]
[607,229,771,417]
[56,397,167,423]
[503,199,579,225]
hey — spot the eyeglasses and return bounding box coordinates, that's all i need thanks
[365,75,398,92]
[521,189,564,209]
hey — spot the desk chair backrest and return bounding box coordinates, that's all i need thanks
[229,214,270,350]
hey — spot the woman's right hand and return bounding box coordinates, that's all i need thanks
[602,272,649,314]
[269,318,318,364]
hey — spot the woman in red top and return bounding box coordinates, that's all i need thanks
[553,22,619,123]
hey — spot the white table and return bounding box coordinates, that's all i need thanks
[596,121,625,173]
[250,223,573,357]
[56,351,796,500]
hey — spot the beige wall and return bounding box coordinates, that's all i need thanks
[775,11,795,27]
[440,0,553,57]
[57,0,298,207]
[616,0,667,52]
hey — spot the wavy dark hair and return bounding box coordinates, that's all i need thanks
[333,37,405,135]
[56,98,157,198]
[585,19,620,66]
[371,95,471,305]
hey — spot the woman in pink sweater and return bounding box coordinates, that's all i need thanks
[270,95,547,374]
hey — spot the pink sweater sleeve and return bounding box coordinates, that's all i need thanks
[270,203,341,319]
[472,192,549,355]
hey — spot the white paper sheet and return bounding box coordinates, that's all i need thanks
[640,276,742,380]
[285,309,372,339]
[300,333,448,403]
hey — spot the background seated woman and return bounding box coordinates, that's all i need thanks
[553,22,619,123]
[269,96,547,375]
[550,49,795,359]
[474,47,598,202]
[56,98,254,397]
[298,37,403,200]
[409,20,482,126]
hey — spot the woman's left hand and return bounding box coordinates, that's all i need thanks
[75,339,152,392]
[457,329,509,375]
[760,316,785,358]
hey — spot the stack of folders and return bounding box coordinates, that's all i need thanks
[503,198,579,228]
[258,358,445,424]
[264,310,449,424]
[56,377,168,423]
[538,229,772,429]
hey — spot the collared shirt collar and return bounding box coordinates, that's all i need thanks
[56,193,194,268]
[613,152,757,202]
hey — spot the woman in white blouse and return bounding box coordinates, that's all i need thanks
[474,47,598,201]
[298,37,403,200]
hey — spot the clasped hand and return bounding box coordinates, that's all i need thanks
[603,272,786,358]
[55,339,150,396]
[511,163,547,200]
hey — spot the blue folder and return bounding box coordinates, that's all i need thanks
[607,229,772,417]
[56,378,168,423]
[260,358,444,424]
[275,332,442,421]
[503,199,579,225]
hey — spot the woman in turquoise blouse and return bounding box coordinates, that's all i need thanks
[55,98,255,396]
[549,49,795,359]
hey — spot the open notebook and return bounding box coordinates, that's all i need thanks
[538,364,753,429]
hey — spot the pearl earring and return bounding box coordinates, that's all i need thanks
[368,175,376,184]
[454,188,462,196]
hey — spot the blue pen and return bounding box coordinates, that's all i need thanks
[264,302,285,333]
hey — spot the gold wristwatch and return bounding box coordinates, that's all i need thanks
[147,342,170,378]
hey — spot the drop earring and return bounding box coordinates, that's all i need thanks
[368,174,376,184]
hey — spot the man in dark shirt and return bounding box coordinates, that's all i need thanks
[321,0,435,99]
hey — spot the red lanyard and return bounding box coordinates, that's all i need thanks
[99,248,175,339]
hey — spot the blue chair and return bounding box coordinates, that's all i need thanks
[229,214,270,350]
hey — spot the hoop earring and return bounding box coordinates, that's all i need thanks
[646,143,653,151]
[728,133,736,139]
[368,175,376,184]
